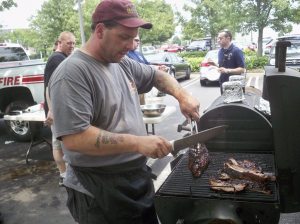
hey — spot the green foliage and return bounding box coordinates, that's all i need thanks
[181,0,242,44]
[0,0,16,12]
[172,36,181,45]
[179,51,207,58]
[245,55,269,70]
[133,0,175,45]
[178,51,206,72]
[0,0,17,28]
[184,57,203,72]
[243,49,257,57]
[29,0,80,56]
[179,50,268,72]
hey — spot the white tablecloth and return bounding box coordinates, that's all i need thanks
[4,110,46,122]
[4,106,176,124]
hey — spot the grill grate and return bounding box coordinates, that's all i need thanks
[157,152,278,202]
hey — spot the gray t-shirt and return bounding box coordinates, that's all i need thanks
[49,50,156,194]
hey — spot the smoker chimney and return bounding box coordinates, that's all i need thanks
[275,41,291,72]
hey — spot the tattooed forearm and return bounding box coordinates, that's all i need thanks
[95,130,124,148]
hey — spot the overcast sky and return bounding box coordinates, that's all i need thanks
[0,0,187,29]
[0,0,46,29]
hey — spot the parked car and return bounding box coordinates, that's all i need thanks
[263,37,274,55]
[186,40,209,52]
[160,44,184,53]
[142,45,157,55]
[144,52,191,80]
[268,34,300,71]
[199,49,220,86]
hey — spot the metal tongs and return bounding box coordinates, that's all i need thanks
[188,119,201,151]
[189,119,198,135]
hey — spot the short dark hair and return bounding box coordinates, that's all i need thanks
[221,29,232,41]
[91,20,119,31]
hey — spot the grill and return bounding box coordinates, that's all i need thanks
[156,153,280,224]
[155,65,300,223]
[158,152,278,202]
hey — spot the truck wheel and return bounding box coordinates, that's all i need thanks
[5,101,42,142]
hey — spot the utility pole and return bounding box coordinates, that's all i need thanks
[77,0,85,45]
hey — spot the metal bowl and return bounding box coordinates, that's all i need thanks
[141,104,166,117]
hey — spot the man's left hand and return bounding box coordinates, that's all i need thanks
[179,94,200,121]
[44,111,53,126]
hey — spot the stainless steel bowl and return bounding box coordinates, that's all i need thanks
[140,104,166,117]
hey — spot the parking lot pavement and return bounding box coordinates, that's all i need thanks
[0,122,76,224]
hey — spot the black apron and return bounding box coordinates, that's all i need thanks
[66,157,159,224]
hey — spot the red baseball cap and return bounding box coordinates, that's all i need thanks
[92,0,152,29]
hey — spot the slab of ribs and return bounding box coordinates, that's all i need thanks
[209,158,276,194]
[188,143,210,177]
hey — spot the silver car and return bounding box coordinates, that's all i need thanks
[199,49,220,86]
[268,35,300,71]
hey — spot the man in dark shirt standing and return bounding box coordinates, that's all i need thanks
[44,31,76,186]
[210,30,245,94]
[127,35,149,104]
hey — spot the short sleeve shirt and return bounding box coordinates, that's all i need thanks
[218,44,245,70]
[49,50,155,167]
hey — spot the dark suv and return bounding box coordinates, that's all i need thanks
[268,34,300,71]
[186,39,211,52]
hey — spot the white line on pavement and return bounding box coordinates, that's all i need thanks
[246,76,253,87]
[255,76,260,89]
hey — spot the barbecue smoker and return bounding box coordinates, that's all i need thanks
[155,66,300,223]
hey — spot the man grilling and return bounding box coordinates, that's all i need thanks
[48,0,200,223]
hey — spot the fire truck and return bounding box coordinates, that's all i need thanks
[0,43,46,141]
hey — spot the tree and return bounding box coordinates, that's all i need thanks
[0,0,17,28]
[182,0,299,56]
[133,0,175,45]
[0,29,35,47]
[172,35,181,45]
[180,0,242,47]
[29,0,79,56]
[0,0,16,11]
[239,0,299,56]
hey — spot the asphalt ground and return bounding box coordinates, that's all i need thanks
[0,122,75,224]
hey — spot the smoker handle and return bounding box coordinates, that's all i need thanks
[177,119,191,132]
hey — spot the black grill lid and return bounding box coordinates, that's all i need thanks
[198,93,273,152]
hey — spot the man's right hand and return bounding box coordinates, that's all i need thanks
[136,135,172,159]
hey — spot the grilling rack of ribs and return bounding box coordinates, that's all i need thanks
[188,143,210,177]
[209,158,276,194]
[209,178,247,192]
